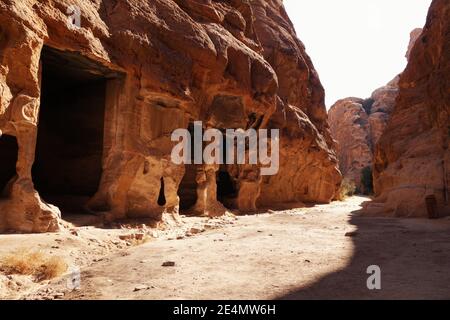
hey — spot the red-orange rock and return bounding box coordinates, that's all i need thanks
[328,27,423,194]
[0,0,341,232]
[253,0,341,206]
[371,0,450,217]
[406,28,424,60]
[328,97,373,193]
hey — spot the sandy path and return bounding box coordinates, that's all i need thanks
[35,196,450,300]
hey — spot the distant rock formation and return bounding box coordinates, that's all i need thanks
[0,0,340,233]
[405,28,424,60]
[328,76,400,193]
[328,26,423,194]
[328,97,372,193]
[371,0,450,217]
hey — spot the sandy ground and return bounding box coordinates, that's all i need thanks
[1,196,450,300]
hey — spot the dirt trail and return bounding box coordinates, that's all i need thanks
[15,196,449,300]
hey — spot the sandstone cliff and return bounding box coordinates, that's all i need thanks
[328,27,423,193]
[371,0,450,217]
[0,0,340,232]
[328,97,373,193]
[329,79,400,193]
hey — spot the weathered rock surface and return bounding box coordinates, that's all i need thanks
[329,79,400,192]
[406,28,424,61]
[0,0,340,232]
[371,0,450,217]
[328,27,423,193]
[253,1,341,206]
[328,97,373,192]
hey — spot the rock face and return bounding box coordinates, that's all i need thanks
[406,28,424,60]
[328,97,373,193]
[0,0,340,232]
[372,0,450,217]
[328,27,423,193]
[328,80,399,193]
[252,1,341,206]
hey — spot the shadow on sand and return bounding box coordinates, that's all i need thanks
[277,202,450,300]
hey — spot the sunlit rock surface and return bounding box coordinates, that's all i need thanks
[0,0,340,232]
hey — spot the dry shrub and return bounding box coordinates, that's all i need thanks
[130,234,152,246]
[0,249,67,282]
[337,178,357,200]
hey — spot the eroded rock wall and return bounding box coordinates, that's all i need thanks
[253,0,341,207]
[328,97,373,192]
[0,0,341,232]
[371,0,450,217]
[328,27,423,193]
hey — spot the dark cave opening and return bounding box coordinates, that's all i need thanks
[0,135,18,198]
[216,132,237,207]
[216,167,237,206]
[178,123,198,211]
[32,46,119,215]
[158,178,167,206]
[178,164,198,211]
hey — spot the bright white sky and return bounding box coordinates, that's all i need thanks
[283,0,432,108]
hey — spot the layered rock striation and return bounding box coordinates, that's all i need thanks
[328,80,399,193]
[372,0,450,217]
[0,0,340,232]
[328,27,423,194]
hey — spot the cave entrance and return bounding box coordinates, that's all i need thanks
[178,123,199,212]
[0,135,18,198]
[32,46,121,217]
[158,178,167,207]
[216,166,237,209]
[216,132,237,208]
